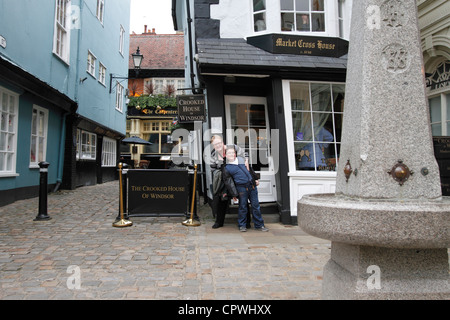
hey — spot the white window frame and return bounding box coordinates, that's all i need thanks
[53,0,71,64]
[29,105,49,168]
[101,137,117,167]
[77,130,97,161]
[96,0,105,24]
[115,82,124,112]
[119,25,125,56]
[283,80,345,174]
[98,62,107,86]
[253,0,267,32]
[87,51,97,77]
[0,87,19,177]
[280,0,326,33]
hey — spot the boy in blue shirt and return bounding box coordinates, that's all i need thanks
[222,146,269,232]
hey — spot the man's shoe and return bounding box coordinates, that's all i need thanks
[239,226,247,232]
[256,226,269,232]
[212,223,222,229]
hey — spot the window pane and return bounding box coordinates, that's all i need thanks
[293,112,313,142]
[8,115,15,133]
[249,105,266,127]
[429,96,441,123]
[431,123,442,136]
[6,153,12,171]
[9,96,15,113]
[0,132,5,151]
[332,84,346,113]
[333,113,343,143]
[2,93,7,111]
[30,136,36,162]
[38,137,45,162]
[254,12,266,31]
[253,0,265,11]
[447,94,450,121]
[290,83,310,111]
[311,83,331,112]
[281,0,294,10]
[230,104,249,127]
[296,0,309,11]
[1,113,6,131]
[296,13,310,31]
[311,13,325,31]
[281,13,295,31]
[311,0,324,11]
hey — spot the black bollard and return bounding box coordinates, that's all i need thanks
[34,161,51,221]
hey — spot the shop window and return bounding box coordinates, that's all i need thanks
[290,82,344,171]
[142,120,175,154]
[281,0,325,32]
[30,106,48,167]
[102,137,117,167]
[0,87,19,175]
[77,130,97,160]
[253,0,267,32]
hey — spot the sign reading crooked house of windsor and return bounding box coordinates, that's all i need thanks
[177,94,206,123]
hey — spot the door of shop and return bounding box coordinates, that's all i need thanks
[225,96,277,203]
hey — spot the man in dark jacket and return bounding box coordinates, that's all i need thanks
[209,135,246,229]
[222,146,269,232]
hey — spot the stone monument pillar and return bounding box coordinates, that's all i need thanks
[298,0,449,299]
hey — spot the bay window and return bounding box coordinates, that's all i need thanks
[286,81,345,172]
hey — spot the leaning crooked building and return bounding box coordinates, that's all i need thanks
[172,0,449,225]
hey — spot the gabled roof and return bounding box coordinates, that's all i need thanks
[129,33,185,70]
[197,38,347,72]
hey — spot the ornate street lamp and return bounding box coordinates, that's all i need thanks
[109,47,144,93]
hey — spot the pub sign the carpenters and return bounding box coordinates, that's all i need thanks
[177,94,206,123]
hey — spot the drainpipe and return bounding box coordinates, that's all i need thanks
[53,112,69,192]
[186,0,198,94]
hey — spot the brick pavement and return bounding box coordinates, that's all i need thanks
[0,181,331,300]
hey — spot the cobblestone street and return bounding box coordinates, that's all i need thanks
[0,181,331,300]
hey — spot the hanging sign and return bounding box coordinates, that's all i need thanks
[247,34,349,58]
[177,94,206,123]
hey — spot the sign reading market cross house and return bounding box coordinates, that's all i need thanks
[177,94,206,123]
[247,34,349,58]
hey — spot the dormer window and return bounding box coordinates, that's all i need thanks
[280,0,325,32]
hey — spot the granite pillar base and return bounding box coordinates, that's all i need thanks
[322,242,449,300]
